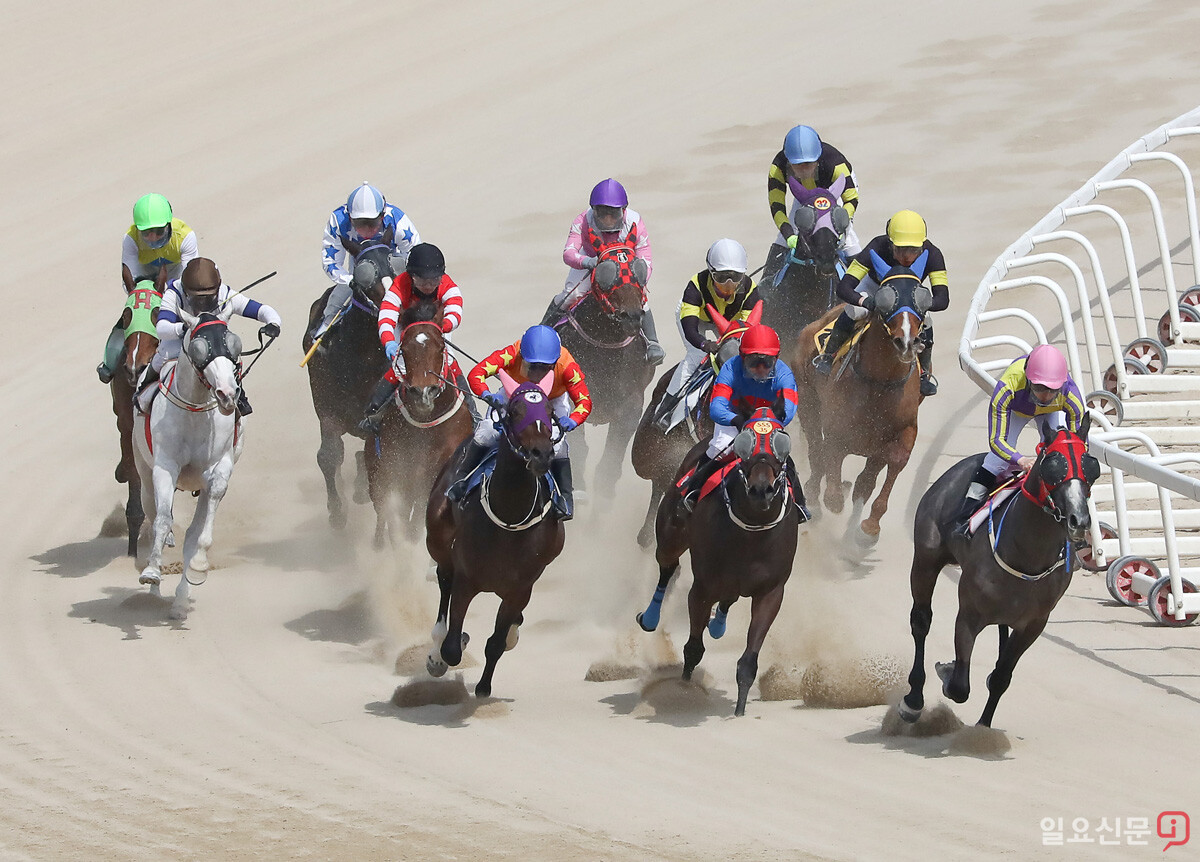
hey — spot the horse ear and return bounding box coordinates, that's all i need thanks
[1079,410,1092,442]
[536,370,554,397]
[497,368,519,397]
[706,303,732,335]
[1041,421,1060,445]
[746,301,764,327]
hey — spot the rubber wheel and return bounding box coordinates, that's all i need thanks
[1105,555,1156,607]
[1147,575,1199,626]
[1157,304,1200,345]
[1085,390,1123,426]
[1102,357,1150,395]
[1078,521,1117,572]
[1180,285,1200,311]
[1124,337,1168,374]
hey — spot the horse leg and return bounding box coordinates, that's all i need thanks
[899,553,942,721]
[860,440,913,539]
[797,395,824,513]
[140,463,177,592]
[475,588,533,698]
[936,610,984,704]
[439,577,476,669]
[735,586,785,716]
[822,447,846,514]
[125,473,144,559]
[844,456,887,548]
[637,485,664,550]
[596,406,639,500]
[637,561,678,632]
[316,419,346,529]
[681,583,712,681]
[427,563,455,677]
[977,621,1045,727]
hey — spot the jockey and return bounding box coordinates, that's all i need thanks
[98,193,198,384]
[448,325,592,519]
[952,344,1086,536]
[140,258,282,416]
[812,210,948,395]
[359,243,475,430]
[656,239,761,429]
[764,124,861,282]
[680,325,809,519]
[539,178,665,365]
[312,182,420,342]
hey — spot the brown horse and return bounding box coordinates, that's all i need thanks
[791,267,931,548]
[302,244,391,528]
[630,302,761,548]
[639,408,799,716]
[552,244,654,500]
[424,373,566,697]
[899,416,1098,727]
[365,301,473,546]
[110,281,162,557]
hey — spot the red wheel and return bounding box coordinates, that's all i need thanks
[1105,555,1156,607]
[1180,286,1200,311]
[1148,575,1199,626]
[1078,522,1116,572]
[1102,357,1150,395]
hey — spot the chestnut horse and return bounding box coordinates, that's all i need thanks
[551,243,654,500]
[899,416,1098,727]
[424,373,566,697]
[302,243,391,528]
[365,300,473,545]
[630,302,761,548]
[111,281,162,557]
[639,408,799,716]
[792,267,931,548]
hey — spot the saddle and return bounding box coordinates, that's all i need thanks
[963,475,1023,537]
[814,317,867,361]
[454,447,568,512]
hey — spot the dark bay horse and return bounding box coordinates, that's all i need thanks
[303,244,391,528]
[899,416,1099,728]
[759,180,850,349]
[110,281,162,557]
[366,301,473,545]
[792,267,931,547]
[630,302,761,548]
[639,408,799,716]
[552,244,654,500]
[424,373,566,697]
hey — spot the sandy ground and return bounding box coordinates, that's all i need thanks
[4,1,1200,859]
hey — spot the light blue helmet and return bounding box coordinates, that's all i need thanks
[783,125,822,165]
[346,182,386,219]
[520,325,562,365]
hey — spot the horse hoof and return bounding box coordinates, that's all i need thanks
[852,525,879,549]
[475,681,492,698]
[707,609,727,640]
[139,570,161,586]
[636,607,660,632]
[897,698,923,723]
[165,531,176,549]
[505,624,520,651]
[426,652,448,678]
[681,667,694,682]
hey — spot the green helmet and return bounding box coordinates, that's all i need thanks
[132,193,173,230]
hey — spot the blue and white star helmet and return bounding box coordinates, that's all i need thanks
[346,182,386,219]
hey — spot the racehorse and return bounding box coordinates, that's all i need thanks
[551,243,655,500]
[424,372,566,697]
[303,243,391,528]
[899,416,1099,728]
[111,281,161,557]
[791,266,931,547]
[133,309,245,620]
[630,302,761,548]
[639,408,799,716]
[365,300,472,546]
[759,179,850,349]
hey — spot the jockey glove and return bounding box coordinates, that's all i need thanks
[558,416,578,432]
[384,342,399,361]
[861,293,876,311]
[702,339,719,353]
[481,391,505,409]
[260,322,281,339]
[579,256,599,270]
[786,235,799,250]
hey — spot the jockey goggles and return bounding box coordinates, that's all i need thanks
[710,269,742,285]
[140,225,170,249]
[351,216,383,238]
[1030,382,1061,405]
[592,205,623,231]
[744,354,775,379]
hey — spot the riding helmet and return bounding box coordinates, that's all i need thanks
[1026,344,1069,389]
[706,238,748,275]
[133,193,173,230]
[346,182,386,219]
[783,125,822,164]
[886,210,927,248]
[520,325,562,365]
[589,178,628,208]
[406,243,446,280]
[739,324,781,357]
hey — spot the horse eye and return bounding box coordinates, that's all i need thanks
[1040,452,1069,485]
[1082,454,1101,484]
[733,430,755,461]
[772,430,792,459]
[227,333,242,356]
[187,339,208,365]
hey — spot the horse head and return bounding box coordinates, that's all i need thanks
[1022,413,1099,544]
[731,407,792,514]
[121,281,161,386]
[497,370,558,475]
[589,243,647,337]
[869,267,931,365]
[789,177,851,279]
[180,310,242,415]
[349,242,395,311]
[707,301,764,372]
[396,299,448,418]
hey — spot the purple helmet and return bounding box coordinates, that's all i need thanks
[589,178,628,208]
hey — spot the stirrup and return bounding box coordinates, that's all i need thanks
[812,353,834,374]
[645,341,666,366]
[920,373,938,396]
[97,362,114,384]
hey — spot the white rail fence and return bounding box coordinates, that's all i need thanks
[960,106,1200,626]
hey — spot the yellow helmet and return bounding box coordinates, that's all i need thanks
[886,210,927,248]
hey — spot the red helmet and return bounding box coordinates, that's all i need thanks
[739,324,780,357]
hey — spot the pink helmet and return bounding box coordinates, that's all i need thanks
[1026,344,1068,388]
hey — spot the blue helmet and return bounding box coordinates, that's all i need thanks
[520,325,562,365]
[783,125,822,164]
[346,182,386,219]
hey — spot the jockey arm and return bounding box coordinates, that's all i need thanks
[467,341,521,396]
[558,353,592,425]
[562,212,594,270]
[228,291,282,328]
[322,210,355,286]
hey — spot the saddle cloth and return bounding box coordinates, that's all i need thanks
[675,456,798,504]
[813,318,867,360]
[964,478,1023,537]
[456,447,567,511]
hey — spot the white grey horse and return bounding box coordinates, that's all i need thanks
[133,308,244,620]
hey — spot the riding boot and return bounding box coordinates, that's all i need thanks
[952,465,998,538]
[681,453,721,512]
[813,311,855,375]
[358,376,398,434]
[446,439,491,502]
[236,390,253,416]
[918,338,938,396]
[762,243,788,284]
[98,323,123,384]
[785,457,812,523]
[134,366,161,414]
[653,390,683,432]
[641,309,666,365]
[457,372,482,423]
[540,298,567,327]
[550,457,574,520]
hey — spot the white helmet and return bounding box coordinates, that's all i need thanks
[346,182,386,219]
[706,238,748,274]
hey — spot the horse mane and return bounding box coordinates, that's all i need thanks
[401,297,443,327]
